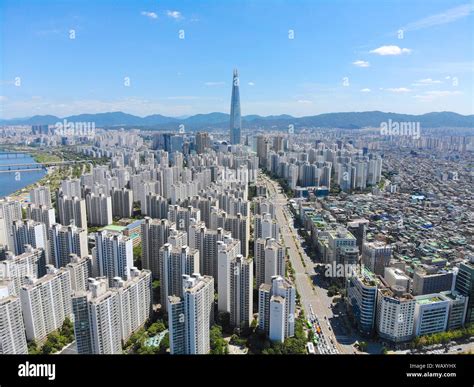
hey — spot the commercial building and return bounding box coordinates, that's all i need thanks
[412,265,454,296]
[413,294,449,336]
[362,241,392,276]
[376,284,415,343]
[454,257,474,324]
[346,268,378,335]
[229,69,241,145]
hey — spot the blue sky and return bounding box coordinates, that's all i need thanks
[0,0,473,118]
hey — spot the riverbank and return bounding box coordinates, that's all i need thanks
[7,166,55,204]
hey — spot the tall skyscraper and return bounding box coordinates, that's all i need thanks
[229,69,241,145]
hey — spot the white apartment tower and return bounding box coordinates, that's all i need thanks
[0,198,22,252]
[258,276,296,343]
[255,237,285,289]
[0,283,28,354]
[141,217,173,278]
[159,244,199,311]
[95,231,134,285]
[86,193,113,227]
[49,223,88,269]
[20,265,73,342]
[168,274,214,354]
[57,194,87,230]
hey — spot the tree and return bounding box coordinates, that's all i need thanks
[27,340,41,355]
[216,311,231,334]
[210,325,229,355]
[133,245,142,269]
[148,321,166,336]
[158,333,169,354]
[60,317,74,342]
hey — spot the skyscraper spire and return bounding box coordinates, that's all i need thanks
[230,68,241,145]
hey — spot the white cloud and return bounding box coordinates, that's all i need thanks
[412,78,443,86]
[141,11,158,19]
[297,100,312,104]
[248,82,255,86]
[166,96,200,100]
[414,90,462,102]
[204,81,225,86]
[166,10,182,19]
[360,88,371,92]
[385,87,412,93]
[400,3,473,32]
[353,60,370,68]
[370,45,412,56]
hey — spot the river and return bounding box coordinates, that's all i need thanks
[0,152,47,198]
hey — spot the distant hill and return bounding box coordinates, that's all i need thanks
[1,111,473,130]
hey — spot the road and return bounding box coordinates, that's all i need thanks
[260,173,355,354]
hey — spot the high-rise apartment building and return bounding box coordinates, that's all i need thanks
[159,243,199,311]
[141,217,173,278]
[94,231,134,285]
[0,283,28,354]
[168,274,214,354]
[49,223,88,269]
[255,237,285,289]
[86,193,113,227]
[258,276,296,343]
[20,265,72,342]
[57,194,87,230]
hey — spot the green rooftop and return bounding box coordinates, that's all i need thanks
[100,225,127,232]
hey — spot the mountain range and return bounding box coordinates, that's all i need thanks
[1,111,473,130]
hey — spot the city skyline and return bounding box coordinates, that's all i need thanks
[0,1,472,382]
[1,0,473,119]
